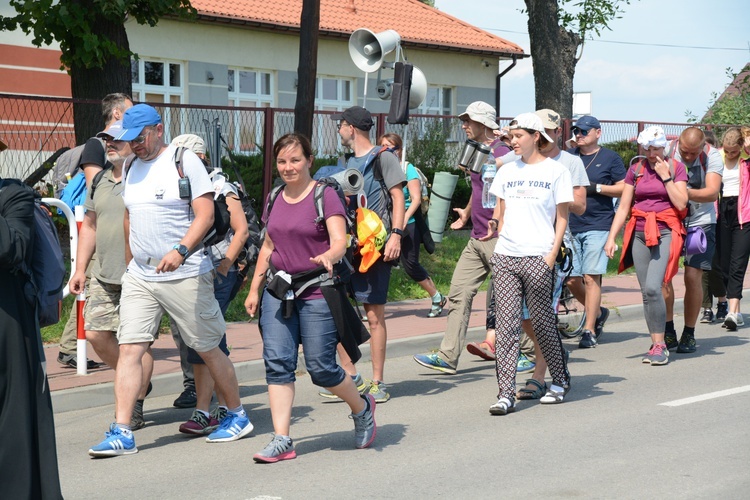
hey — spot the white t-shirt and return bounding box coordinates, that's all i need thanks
[490,157,574,257]
[123,144,215,281]
[500,150,589,187]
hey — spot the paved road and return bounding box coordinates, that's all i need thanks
[55,315,750,499]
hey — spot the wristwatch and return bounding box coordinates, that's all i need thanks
[391,228,405,237]
[173,244,189,258]
[595,184,602,194]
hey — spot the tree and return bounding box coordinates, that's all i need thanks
[294,0,320,139]
[0,0,196,143]
[523,0,633,119]
[694,66,750,126]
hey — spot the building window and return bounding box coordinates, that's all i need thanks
[131,58,185,140]
[315,77,353,111]
[418,86,453,116]
[227,69,274,153]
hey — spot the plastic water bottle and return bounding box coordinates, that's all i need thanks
[481,159,496,209]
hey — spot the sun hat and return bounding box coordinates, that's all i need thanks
[508,113,554,143]
[458,101,499,130]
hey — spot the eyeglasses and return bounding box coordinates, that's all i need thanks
[572,127,590,137]
[129,128,152,144]
[337,122,350,130]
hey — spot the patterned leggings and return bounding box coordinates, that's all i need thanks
[491,254,570,401]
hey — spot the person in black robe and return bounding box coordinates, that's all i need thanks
[0,176,64,499]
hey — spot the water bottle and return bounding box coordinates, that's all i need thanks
[481,158,496,209]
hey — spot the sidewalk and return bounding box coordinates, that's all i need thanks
[47,268,747,410]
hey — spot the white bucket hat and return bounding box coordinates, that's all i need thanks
[458,101,499,130]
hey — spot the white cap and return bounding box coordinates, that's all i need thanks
[458,101,499,130]
[637,126,667,150]
[508,113,554,143]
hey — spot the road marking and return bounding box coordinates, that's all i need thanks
[660,385,750,407]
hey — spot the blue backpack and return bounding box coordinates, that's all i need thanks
[1,179,66,327]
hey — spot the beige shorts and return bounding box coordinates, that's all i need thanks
[118,271,225,352]
[83,278,121,332]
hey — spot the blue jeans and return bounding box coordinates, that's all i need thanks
[259,290,345,387]
[570,230,609,277]
[186,268,237,364]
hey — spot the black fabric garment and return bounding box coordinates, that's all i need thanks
[413,209,435,254]
[320,284,370,364]
[0,180,63,499]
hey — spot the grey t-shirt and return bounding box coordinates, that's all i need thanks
[669,145,723,226]
[346,147,405,224]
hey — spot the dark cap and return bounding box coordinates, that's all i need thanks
[572,115,601,131]
[330,106,374,131]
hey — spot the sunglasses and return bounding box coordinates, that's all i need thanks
[129,128,153,144]
[572,127,590,137]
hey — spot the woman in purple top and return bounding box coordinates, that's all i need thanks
[244,133,376,463]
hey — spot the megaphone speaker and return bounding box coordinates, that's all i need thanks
[349,28,401,73]
[409,66,427,109]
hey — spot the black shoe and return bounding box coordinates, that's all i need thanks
[594,307,610,339]
[676,332,696,353]
[700,309,714,324]
[57,352,102,370]
[664,330,678,351]
[130,400,145,430]
[578,330,598,348]
[173,387,197,408]
[715,302,728,322]
[145,382,153,398]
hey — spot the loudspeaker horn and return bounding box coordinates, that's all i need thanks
[408,66,427,109]
[349,29,401,73]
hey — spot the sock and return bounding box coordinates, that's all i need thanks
[230,405,246,417]
[196,409,210,418]
[431,291,442,302]
[683,326,695,336]
[354,397,370,416]
[218,405,228,411]
[115,423,132,435]
[665,320,675,333]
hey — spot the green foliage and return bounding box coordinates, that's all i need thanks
[558,0,632,39]
[0,0,196,70]
[601,139,638,169]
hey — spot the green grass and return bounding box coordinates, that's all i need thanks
[42,230,630,343]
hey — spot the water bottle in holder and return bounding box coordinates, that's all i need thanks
[481,157,496,209]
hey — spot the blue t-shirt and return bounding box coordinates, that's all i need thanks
[568,147,626,233]
[402,162,420,225]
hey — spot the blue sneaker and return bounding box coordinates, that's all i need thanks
[516,353,535,374]
[88,423,137,457]
[413,353,457,374]
[205,411,254,443]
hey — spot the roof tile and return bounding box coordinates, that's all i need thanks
[190,0,524,56]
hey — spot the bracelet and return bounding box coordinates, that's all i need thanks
[489,218,499,227]
[661,176,673,184]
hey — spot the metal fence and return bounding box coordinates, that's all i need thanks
[0,93,735,191]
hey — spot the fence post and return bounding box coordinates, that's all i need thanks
[262,107,275,203]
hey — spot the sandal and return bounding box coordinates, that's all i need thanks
[466,341,495,361]
[427,293,448,318]
[539,384,570,404]
[516,379,547,400]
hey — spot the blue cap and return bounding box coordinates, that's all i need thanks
[116,104,162,141]
[572,115,601,131]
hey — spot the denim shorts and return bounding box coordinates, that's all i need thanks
[351,258,392,305]
[684,223,716,270]
[570,230,610,277]
[259,290,346,387]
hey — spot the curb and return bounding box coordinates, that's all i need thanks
[48,301,665,413]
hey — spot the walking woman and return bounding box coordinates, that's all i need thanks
[604,126,688,365]
[481,113,573,415]
[245,133,376,462]
[378,132,446,317]
[716,127,750,331]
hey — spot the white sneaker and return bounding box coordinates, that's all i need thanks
[736,313,744,327]
[724,312,738,331]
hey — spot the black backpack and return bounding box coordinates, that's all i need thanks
[231,182,262,274]
[0,179,66,327]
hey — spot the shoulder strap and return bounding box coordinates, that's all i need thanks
[265,183,286,221]
[313,181,328,225]
[174,146,187,178]
[89,167,108,200]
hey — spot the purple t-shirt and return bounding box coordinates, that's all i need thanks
[469,140,509,239]
[263,185,346,299]
[625,160,688,231]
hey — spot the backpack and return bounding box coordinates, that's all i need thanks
[231,181,263,273]
[55,137,107,209]
[0,179,66,328]
[172,146,232,248]
[406,162,431,215]
[666,139,711,189]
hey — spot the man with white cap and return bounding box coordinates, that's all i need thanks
[662,127,723,353]
[567,115,626,349]
[88,104,253,457]
[413,101,501,375]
